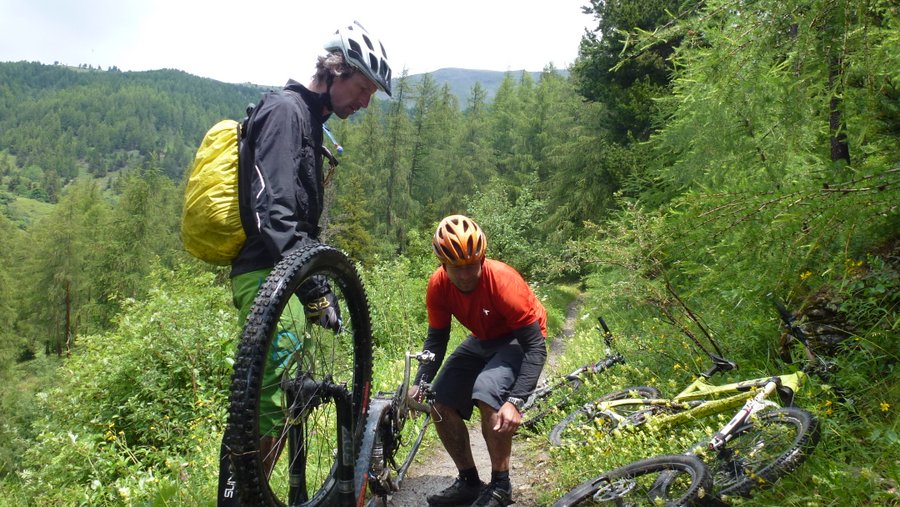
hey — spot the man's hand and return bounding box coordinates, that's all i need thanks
[493,402,522,433]
[304,290,342,332]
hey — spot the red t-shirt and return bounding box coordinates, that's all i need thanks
[426,258,547,340]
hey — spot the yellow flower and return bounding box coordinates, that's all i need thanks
[881,402,890,412]
[800,271,812,281]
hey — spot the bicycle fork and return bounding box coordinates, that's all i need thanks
[708,378,781,450]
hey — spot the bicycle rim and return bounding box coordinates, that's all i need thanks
[225,245,374,507]
[549,386,662,446]
[552,454,712,506]
[701,406,819,498]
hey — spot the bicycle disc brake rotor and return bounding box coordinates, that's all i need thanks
[592,477,637,502]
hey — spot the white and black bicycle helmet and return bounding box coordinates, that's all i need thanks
[324,21,393,96]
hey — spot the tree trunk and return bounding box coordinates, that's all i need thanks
[826,1,850,164]
[65,281,72,357]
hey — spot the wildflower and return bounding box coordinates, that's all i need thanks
[880,402,890,412]
[800,271,812,281]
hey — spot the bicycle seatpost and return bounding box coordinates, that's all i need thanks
[701,355,738,378]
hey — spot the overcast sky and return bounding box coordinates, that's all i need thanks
[0,0,595,87]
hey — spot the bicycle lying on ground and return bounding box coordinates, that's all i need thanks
[550,301,822,504]
[520,316,627,430]
[354,351,437,506]
[553,380,819,505]
[224,244,374,507]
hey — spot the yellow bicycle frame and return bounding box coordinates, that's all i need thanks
[596,371,808,429]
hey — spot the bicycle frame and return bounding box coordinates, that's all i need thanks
[595,370,807,430]
[592,300,819,432]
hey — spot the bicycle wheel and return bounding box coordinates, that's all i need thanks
[699,407,820,498]
[552,454,712,506]
[521,377,584,430]
[225,245,374,507]
[355,397,432,506]
[549,386,662,446]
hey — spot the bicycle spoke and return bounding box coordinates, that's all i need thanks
[694,407,819,498]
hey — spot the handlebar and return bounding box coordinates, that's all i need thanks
[596,316,614,347]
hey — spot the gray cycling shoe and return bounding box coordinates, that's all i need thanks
[426,477,485,506]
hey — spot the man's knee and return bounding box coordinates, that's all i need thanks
[476,400,499,424]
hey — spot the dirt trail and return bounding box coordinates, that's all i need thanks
[382,297,582,506]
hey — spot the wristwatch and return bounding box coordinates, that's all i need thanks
[506,396,525,412]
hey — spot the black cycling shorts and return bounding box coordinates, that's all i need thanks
[431,335,524,420]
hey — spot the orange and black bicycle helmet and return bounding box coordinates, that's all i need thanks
[432,215,487,266]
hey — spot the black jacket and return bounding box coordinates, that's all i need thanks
[231,80,332,277]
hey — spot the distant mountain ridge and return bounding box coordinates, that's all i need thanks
[393,67,570,104]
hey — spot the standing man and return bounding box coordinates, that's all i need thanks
[218,21,392,506]
[412,215,547,507]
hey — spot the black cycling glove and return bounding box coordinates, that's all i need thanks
[297,277,342,332]
[304,289,341,331]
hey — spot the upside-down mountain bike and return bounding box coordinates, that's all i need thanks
[224,244,374,507]
[354,350,437,506]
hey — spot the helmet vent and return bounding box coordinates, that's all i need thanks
[348,40,363,57]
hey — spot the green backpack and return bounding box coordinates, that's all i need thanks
[180,113,250,265]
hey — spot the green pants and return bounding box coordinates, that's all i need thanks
[232,269,306,437]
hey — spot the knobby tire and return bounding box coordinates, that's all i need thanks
[354,398,392,505]
[356,398,432,506]
[224,245,374,507]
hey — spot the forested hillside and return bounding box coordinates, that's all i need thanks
[0,0,897,505]
[0,62,263,202]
